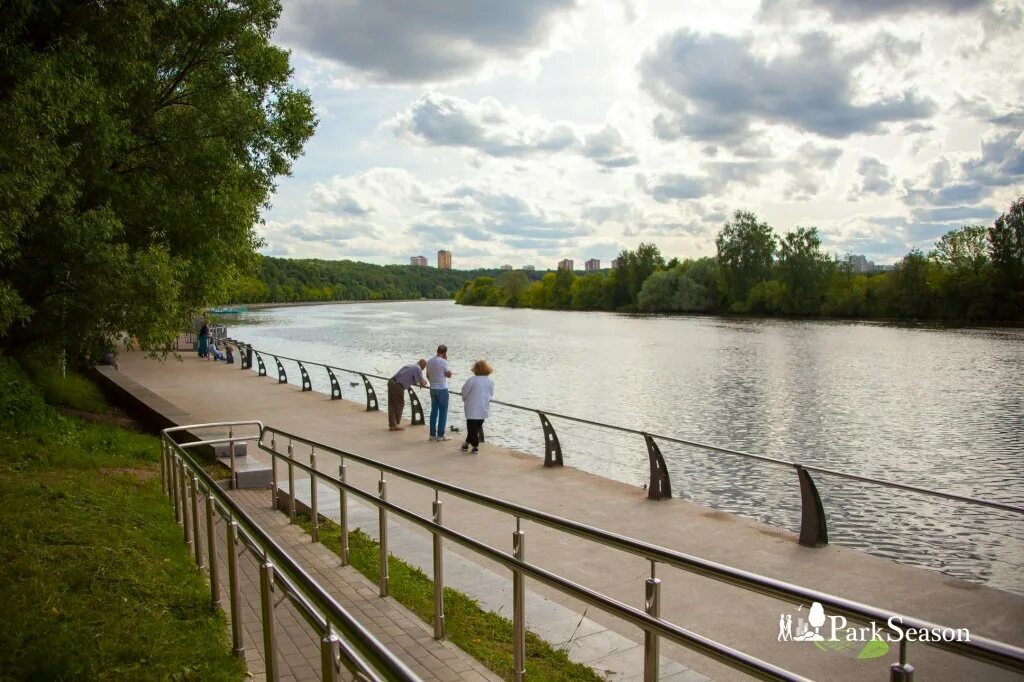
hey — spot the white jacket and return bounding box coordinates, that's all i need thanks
[461,375,494,420]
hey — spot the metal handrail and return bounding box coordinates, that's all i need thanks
[226,340,1023,549]
[159,422,421,682]
[260,425,1024,679]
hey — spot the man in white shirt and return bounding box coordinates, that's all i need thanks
[425,344,453,441]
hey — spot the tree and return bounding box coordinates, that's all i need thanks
[715,211,777,309]
[498,270,530,306]
[0,0,317,360]
[776,227,831,315]
[626,243,666,305]
[988,197,1024,319]
[891,250,932,318]
[928,225,993,320]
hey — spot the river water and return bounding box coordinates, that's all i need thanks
[229,301,1024,595]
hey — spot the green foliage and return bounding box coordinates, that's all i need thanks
[0,0,316,360]
[776,227,831,315]
[0,358,243,680]
[637,258,719,312]
[296,516,604,682]
[715,210,777,306]
[259,257,503,303]
[456,198,1024,322]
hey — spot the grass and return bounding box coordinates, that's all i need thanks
[295,515,605,682]
[0,356,244,681]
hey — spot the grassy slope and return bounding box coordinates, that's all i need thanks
[0,358,243,681]
[296,516,604,682]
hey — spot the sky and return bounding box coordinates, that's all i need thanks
[261,0,1024,269]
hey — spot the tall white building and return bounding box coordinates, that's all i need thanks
[585,258,600,272]
[410,255,427,266]
[557,259,574,271]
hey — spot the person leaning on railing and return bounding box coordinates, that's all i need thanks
[388,359,427,431]
[460,360,494,455]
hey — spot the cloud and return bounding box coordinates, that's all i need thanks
[904,129,1024,206]
[641,30,935,145]
[848,156,895,200]
[276,0,577,83]
[390,93,637,169]
[759,0,989,22]
[910,205,998,222]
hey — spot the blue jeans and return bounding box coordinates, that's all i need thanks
[429,388,449,437]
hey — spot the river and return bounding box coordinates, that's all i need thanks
[228,300,1024,595]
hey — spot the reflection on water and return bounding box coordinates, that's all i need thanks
[230,301,1024,595]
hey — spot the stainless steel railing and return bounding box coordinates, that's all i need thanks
[226,340,1024,551]
[160,421,421,682]
[260,424,1024,682]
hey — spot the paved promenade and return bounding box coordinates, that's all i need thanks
[120,349,1023,681]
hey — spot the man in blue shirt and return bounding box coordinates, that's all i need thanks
[426,345,453,441]
[388,359,427,431]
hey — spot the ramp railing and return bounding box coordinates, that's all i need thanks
[259,423,1024,682]
[160,421,421,682]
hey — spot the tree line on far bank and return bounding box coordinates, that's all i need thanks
[231,257,504,303]
[455,197,1024,322]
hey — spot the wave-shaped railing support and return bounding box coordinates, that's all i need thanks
[644,434,672,501]
[255,351,267,377]
[538,412,563,467]
[274,356,287,384]
[326,367,342,399]
[298,361,312,391]
[407,388,425,426]
[796,465,828,547]
[359,373,379,412]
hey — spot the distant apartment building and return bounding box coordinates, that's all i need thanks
[846,254,872,272]
[610,258,621,269]
[500,264,513,271]
[523,265,535,272]
[558,259,574,271]
[410,255,427,267]
[437,250,452,270]
[585,258,600,273]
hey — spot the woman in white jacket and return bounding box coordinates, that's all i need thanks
[460,360,494,454]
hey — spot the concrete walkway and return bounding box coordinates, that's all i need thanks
[121,350,1023,681]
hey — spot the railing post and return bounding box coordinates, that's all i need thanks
[287,440,296,523]
[378,473,389,597]
[179,459,191,550]
[890,640,914,681]
[260,560,280,682]
[256,351,267,376]
[321,628,341,682]
[310,447,319,543]
[191,474,203,569]
[274,356,287,384]
[643,434,672,500]
[206,492,221,609]
[432,493,445,639]
[796,465,828,547]
[271,435,278,510]
[338,461,349,565]
[172,454,182,523]
[229,426,237,490]
[226,520,244,658]
[359,373,379,411]
[160,439,167,495]
[242,345,252,370]
[537,411,563,467]
[327,367,342,399]
[644,564,661,682]
[513,522,526,682]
